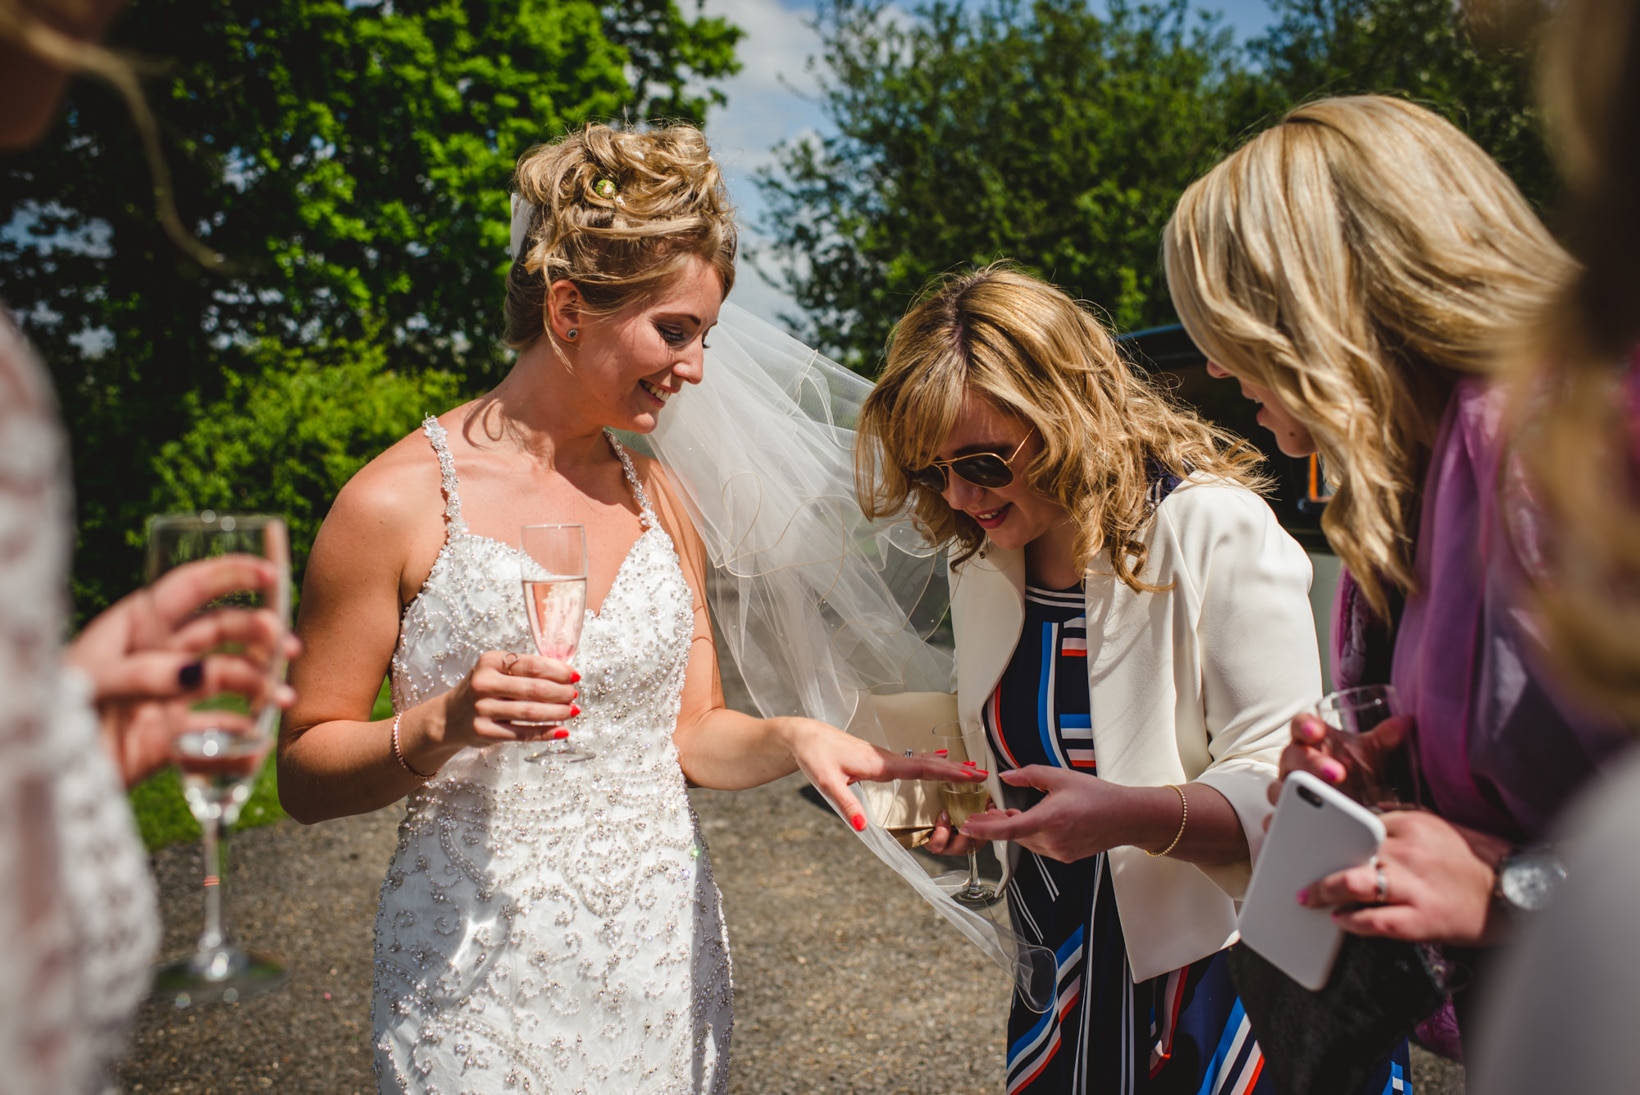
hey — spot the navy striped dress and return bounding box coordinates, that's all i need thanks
[982,580,1413,1095]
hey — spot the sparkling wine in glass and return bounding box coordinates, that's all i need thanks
[931,721,1001,908]
[520,523,592,762]
[146,512,290,1007]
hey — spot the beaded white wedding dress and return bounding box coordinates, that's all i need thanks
[372,417,732,1094]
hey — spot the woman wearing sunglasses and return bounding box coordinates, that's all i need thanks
[854,265,1382,1093]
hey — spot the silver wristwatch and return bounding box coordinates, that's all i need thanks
[1492,843,1567,913]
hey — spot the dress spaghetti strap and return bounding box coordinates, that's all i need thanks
[420,415,468,535]
[603,429,657,530]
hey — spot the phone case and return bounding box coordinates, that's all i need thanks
[1237,770,1387,991]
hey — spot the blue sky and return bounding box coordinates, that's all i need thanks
[696,0,1281,323]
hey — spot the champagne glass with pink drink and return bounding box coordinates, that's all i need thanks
[520,523,592,762]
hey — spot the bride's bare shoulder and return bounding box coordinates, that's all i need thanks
[313,407,474,567]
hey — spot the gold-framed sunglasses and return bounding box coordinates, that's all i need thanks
[906,431,1034,493]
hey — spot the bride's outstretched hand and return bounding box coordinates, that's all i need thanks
[780,717,984,833]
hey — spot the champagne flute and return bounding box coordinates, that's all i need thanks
[146,512,290,1007]
[931,721,1000,908]
[519,523,592,762]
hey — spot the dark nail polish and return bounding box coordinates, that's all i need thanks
[178,660,204,689]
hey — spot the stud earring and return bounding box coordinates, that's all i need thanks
[565,328,578,340]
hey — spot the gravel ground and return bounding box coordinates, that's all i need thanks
[115,776,1465,1094]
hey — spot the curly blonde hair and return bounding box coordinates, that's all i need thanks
[856,265,1268,591]
[1164,95,1573,619]
[504,123,737,350]
[1517,0,1640,723]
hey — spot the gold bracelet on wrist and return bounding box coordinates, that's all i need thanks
[1146,783,1188,857]
[391,712,437,780]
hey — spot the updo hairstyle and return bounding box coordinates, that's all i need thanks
[504,123,737,350]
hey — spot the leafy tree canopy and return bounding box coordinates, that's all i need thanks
[758,0,1555,373]
[1250,0,1551,209]
[0,0,740,614]
[757,0,1256,371]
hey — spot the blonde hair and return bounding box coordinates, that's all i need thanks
[504,123,736,350]
[1517,0,1640,722]
[856,265,1267,591]
[0,0,217,266]
[1164,95,1573,619]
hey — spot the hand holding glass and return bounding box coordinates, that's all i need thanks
[145,513,290,1007]
[519,523,591,762]
[930,722,1000,908]
[1314,684,1418,807]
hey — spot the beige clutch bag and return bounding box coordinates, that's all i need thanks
[851,690,960,849]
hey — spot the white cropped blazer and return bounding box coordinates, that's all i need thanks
[950,475,1321,983]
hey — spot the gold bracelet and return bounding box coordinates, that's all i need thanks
[391,712,437,780]
[1146,783,1188,857]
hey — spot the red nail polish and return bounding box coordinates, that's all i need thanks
[551,728,570,740]
[975,769,989,777]
[850,813,866,832]
[568,704,581,717]
[1296,889,1309,906]
[570,671,582,683]
[962,759,977,767]
[934,749,948,756]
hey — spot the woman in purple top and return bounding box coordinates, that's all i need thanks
[1162,94,1631,1056]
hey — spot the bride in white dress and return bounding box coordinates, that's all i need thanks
[278,123,977,1093]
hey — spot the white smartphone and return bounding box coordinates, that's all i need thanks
[1237,770,1386,990]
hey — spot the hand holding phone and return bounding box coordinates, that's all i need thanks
[1238,771,1386,990]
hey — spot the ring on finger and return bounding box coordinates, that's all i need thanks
[1374,864,1390,904]
[502,652,520,675]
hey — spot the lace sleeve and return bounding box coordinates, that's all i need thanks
[0,311,158,1094]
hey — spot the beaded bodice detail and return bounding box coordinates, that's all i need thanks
[373,416,732,1093]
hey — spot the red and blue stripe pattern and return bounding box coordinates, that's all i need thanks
[985,580,1412,1094]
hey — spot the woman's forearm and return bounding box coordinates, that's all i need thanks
[673,708,801,790]
[1122,782,1249,865]
[278,701,463,823]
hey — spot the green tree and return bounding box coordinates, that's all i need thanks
[756,0,1260,371]
[149,337,467,588]
[1250,0,1555,209]
[1,0,740,616]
